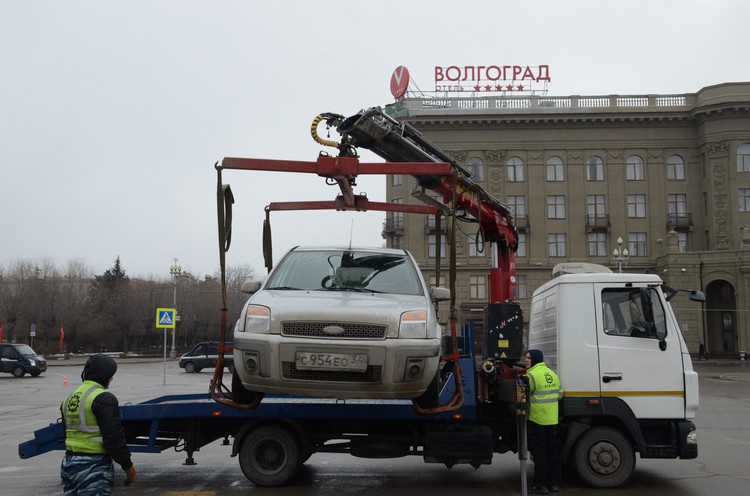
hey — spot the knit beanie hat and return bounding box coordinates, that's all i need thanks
[81,354,117,387]
[528,349,544,367]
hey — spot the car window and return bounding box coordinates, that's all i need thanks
[14,344,35,356]
[267,250,423,295]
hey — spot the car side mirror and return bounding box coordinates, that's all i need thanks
[431,286,450,302]
[241,280,262,294]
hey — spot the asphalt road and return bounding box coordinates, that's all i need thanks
[1,358,749,495]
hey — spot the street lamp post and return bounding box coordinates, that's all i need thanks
[169,258,182,359]
[613,236,629,273]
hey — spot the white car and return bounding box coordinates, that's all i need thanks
[232,246,448,401]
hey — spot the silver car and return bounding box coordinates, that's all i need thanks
[233,246,448,400]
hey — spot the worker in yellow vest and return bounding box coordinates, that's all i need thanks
[524,349,563,494]
[60,354,135,495]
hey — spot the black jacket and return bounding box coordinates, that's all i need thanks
[61,386,132,470]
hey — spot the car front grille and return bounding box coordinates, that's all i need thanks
[282,362,383,383]
[281,322,387,340]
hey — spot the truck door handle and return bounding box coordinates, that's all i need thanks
[602,374,622,383]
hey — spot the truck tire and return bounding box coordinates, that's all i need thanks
[12,366,26,378]
[572,426,635,488]
[238,425,301,487]
[183,361,196,373]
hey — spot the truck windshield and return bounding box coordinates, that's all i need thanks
[266,250,423,296]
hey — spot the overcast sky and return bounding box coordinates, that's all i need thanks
[2,1,749,280]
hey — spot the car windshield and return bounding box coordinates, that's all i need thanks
[266,250,423,296]
[15,344,36,356]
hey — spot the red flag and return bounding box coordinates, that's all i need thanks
[60,322,65,351]
[0,321,4,343]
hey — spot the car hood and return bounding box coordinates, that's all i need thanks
[250,289,430,324]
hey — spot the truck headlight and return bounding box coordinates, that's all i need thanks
[686,430,698,445]
[399,310,426,339]
[244,305,270,334]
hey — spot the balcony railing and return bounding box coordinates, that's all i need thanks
[382,218,404,236]
[666,212,693,231]
[585,214,610,231]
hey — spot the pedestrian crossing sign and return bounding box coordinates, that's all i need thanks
[156,308,176,329]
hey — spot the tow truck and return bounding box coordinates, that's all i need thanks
[19,107,701,491]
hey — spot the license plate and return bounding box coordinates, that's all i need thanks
[295,352,368,372]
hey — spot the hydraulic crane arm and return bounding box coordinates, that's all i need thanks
[333,107,519,302]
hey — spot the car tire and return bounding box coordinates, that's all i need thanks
[414,371,441,410]
[231,369,264,405]
[12,366,26,378]
[183,362,196,373]
[238,425,301,487]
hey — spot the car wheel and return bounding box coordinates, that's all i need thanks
[239,425,301,487]
[231,369,264,405]
[572,426,635,488]
[12,366,26,378]
[184,361,196,373]
[414,371,440,410]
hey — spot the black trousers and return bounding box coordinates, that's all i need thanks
[528,421,560,487]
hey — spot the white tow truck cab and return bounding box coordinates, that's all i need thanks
[529,263,704,487]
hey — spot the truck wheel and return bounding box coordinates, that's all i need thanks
[572,426,635,488]
[12,366,26,378]
[183,362,196,373]
[239,425,301,487]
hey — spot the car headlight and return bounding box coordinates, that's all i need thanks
[244,305,270,333]
[29,360,36,366]
[399,310,427,338]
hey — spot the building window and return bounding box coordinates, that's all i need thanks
[668,194,688,219]
[739,189,750,212]
[546,156,564,181]
[507,195,526,219]
[627,194,647,218]
[390,198,404,229]
[392,174,403,186]
[626,155,645,181]
[586,155,604,181]
[677,232,688,252]
[587,194,606,223]
[468,156,485,181]
[517,232,527,257]
[469,275,487,300]
[468,234,485,257]
[588,233,607,257]
[666,155,685,180]
[428,233,447,258]
[429,275,447,288]
[547,195,566,219]
[739,144,750,173]
[507,157,525,182]
[628,232,647,256]
[548,233,567,257]
[516,275,527,299]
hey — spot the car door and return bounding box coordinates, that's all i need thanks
[596,285,685,419]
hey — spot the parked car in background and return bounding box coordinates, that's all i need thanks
[0,343,47,377]
[233,246,449,401]
[179,341,234,373]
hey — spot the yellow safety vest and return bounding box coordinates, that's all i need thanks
[527,363,562,426]
[63,380,108,454]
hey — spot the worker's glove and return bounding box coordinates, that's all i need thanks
[124,465,136,486]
